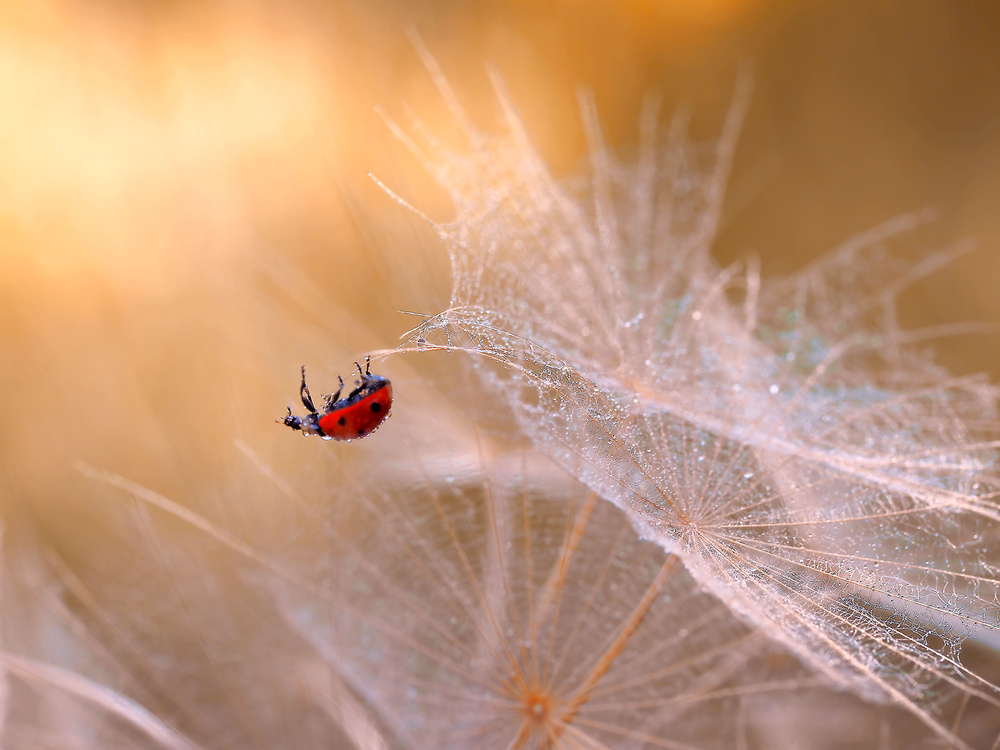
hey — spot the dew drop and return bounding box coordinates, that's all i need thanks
[445,475,455,484]
[691,311,702,321]
[769,384,780,395]
[320,435,333,442]
[743,471,755,480]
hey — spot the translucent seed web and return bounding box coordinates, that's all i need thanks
[384,58,1000,748]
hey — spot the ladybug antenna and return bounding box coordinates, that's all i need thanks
[299,366,318,414]
[365,355,371,375]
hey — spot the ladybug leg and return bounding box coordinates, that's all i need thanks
[299,365,318,414]
[323,376,345,410]
[347,357,372,400]
[347,361,365,399]
[353,356,373,384]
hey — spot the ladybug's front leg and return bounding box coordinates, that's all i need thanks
[299,365,319,414]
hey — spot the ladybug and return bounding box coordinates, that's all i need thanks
[280,357,392,441]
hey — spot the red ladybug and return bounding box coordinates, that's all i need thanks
[281,357,392,441]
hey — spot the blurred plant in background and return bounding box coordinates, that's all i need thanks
[3,1,1000,748]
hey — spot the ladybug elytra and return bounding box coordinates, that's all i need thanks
[281,357,392,441]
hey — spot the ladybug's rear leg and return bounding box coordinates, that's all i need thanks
[299,365,319,414]
[352,356,372,379]
[346,356,374,400]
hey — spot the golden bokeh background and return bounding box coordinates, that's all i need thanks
[2,0,1000,717]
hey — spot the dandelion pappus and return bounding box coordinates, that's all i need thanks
[280,357,392,441]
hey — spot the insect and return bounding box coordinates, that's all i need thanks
[280,357,392,441]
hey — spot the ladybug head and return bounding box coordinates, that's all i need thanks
[279,406,324,436]
[280,407,304,432]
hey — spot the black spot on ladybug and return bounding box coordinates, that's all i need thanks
[358,429,365,436]
[371,402,382,413]
[338,416,346,426]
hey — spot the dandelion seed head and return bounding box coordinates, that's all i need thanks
[388,57,1000,747]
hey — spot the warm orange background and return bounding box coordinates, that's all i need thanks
[2,0,999,558]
